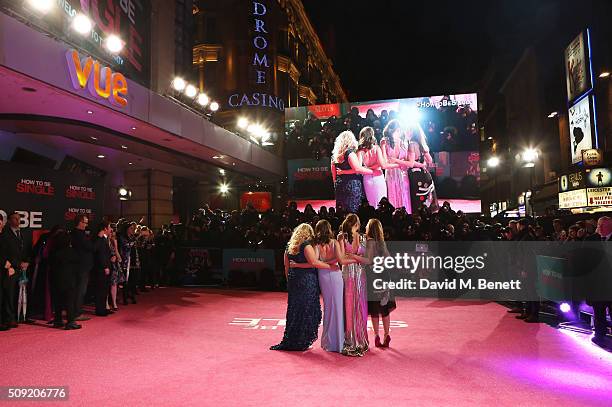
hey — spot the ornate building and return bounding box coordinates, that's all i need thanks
[192,0,347,149]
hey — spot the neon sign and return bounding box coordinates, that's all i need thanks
[66,49,128,108]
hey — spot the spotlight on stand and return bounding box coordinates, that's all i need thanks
[210,101,220,112]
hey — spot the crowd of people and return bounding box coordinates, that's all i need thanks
[0,213,176,331]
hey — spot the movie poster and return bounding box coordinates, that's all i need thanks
[564,31,591,103]
[568,96,593,164]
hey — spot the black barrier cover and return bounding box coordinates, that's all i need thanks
[361,241,612,301]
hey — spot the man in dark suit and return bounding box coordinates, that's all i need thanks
[1,212,31,328]
[71,214,93,321]
[93,221,112,317]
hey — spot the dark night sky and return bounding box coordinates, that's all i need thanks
[301,0,608,102]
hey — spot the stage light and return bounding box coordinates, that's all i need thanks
[28,0,53,12]
[210,101,220,112]
[72,14,92,35]
[87,110,94,114]
[196,93,209,107]
[487,156,500,168]
[559,302,572,313]
[237,117,249,129]
[548,111,558,118]
[172,77,186,92]
[219,169,225,175]
[184,84,197,98]
[522,148,538,164]
[219,183,230,194]
[599,72,610,78]
[97,154,105,159]
[401,105,421,125]
[105,35,123,53]
[118,186,132,201]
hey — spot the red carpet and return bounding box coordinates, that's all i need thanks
[1,288,611,406]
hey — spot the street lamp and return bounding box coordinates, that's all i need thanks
[487,156,500,215]
[521,148,539,215]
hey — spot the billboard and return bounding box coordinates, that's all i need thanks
[285,93,481,213]
[0,0,151,86]
[568,95,594,164]
[0,160,104,246]
[564,31,592,103]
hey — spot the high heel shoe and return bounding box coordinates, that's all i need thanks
[374,335,382,347]
[382,335,391,348]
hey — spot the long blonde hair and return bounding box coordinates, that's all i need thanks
[332,131,358,163]
[287,223,314,255]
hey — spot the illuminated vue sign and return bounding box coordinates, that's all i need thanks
[0,0,151,85]
[66,50,128,108]
[227,1,285,112]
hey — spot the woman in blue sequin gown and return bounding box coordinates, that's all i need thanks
[270,224,331,351]
[331,131,378,213]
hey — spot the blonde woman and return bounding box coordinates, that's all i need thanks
[270,223,331,351]
[331,130,378,213]
[350,219,396,348]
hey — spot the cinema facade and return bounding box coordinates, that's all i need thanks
[0,0,284,238]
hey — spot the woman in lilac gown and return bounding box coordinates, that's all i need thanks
[339,214,369,357]
[381,120,427,213]
[293,220,347,353]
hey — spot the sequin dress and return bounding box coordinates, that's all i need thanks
[408,141,439,213]
[334,149,365,213]
[271,242,322,351]
[342,237,369,357]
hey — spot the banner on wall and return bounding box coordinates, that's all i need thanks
[564,31,592,103]
[287,158,334,199]
[0,161,104,244]
[568,95,594,165]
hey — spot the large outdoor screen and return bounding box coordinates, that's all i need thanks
[285,93,481,214]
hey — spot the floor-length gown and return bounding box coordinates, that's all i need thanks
[361,146,387,208]
[342,238,369,357]
[334,149,365,213]
[408,141,439,213]
[384,143,412,212]
[317,241,344,353]
[271,242,322,351]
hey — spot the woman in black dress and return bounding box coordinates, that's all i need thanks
[407,125,439,213]
[351,219,396,348]
[331,130,378,213]
[270,223,331,351]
